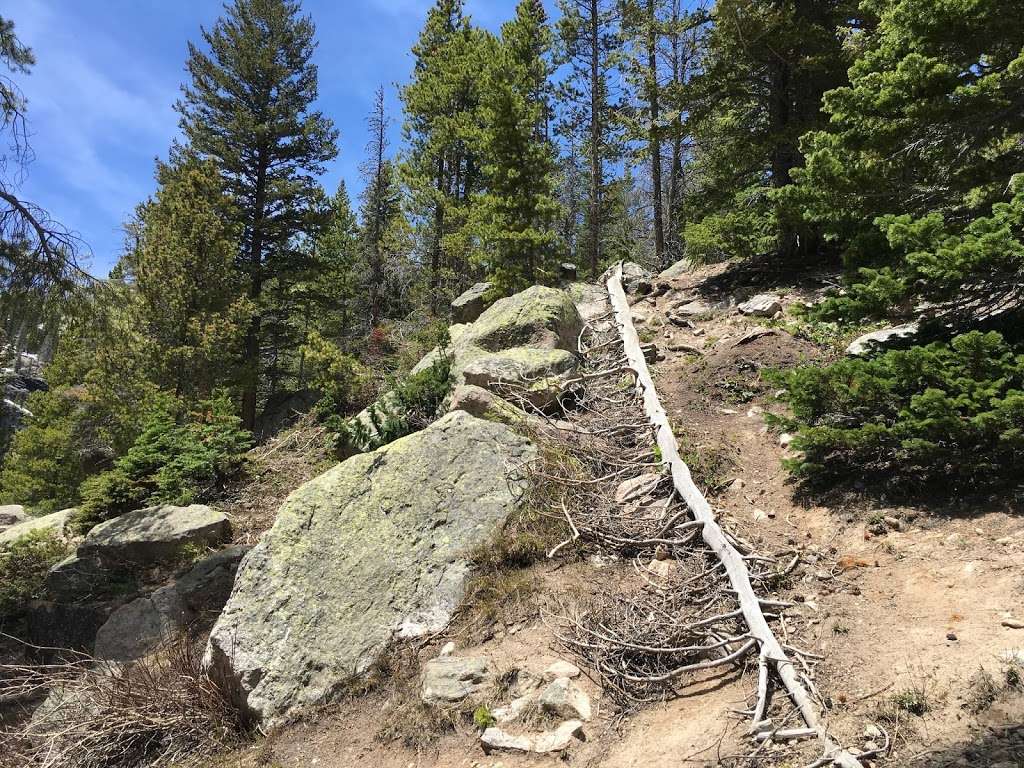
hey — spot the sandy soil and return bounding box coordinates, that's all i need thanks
[217,265,1024,768]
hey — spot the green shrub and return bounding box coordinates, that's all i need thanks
[73,392,253,533]
[302,330,372,417]
[336,344,452,456]
[772,331,1024,493]
[0,529,70,618]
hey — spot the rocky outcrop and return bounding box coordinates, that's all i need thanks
[461,347,577,411]
[94,546,248,661]
[204,410,536,727]
[451,282,492,324]
[0,508,75,547]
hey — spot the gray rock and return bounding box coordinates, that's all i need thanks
[204,410,536,727]
[46,554,108,602]
[618,262,653,295]
[79,504,231,567]
[448,384,537,430]
[846,323,919,356]
[539,677,592,721]
[451,282,492,324]
[738,294,783,317]
[0,508,75,547]
[668,300,714,323]
[0,504,26,528]
[25,601,113,659]
[420,655,492,705]
[461,347,577,410]
[566,282,609,323]
[614,473,662,504]
[543,661,581,681]
[559,262,578,281]
[657,259,692,282]
[94,547,248,661]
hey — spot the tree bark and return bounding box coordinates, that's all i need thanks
[588,0,602,278]
[645,0,665,268]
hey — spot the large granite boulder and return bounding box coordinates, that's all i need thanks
[351,286,583,452]
[94,546,248,661]
[451,282,492,324]
[0,508,75,548]
[205,410,536,727]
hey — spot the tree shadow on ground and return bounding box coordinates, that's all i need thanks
[903,723,1023,767]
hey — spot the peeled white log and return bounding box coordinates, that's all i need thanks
[605,263,861,768]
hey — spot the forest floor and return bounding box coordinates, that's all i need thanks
[214,265,1024,768]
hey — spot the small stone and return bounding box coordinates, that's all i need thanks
[779,433,794,448]
[864,740,880,752]
[737,294,783,317]
[752,509,769,522]
[865,725,883,740]
[481,727,532,753]
[539,677,592,721]
[1002,618,1024,629]
[883,516,902,531]
[728,478,746,493]
[667,339,704,354]
[746,406,764,417]
[421,656,492,705]
[542,661,581,681]
[439,641,456,657]
[947,632,958,641]
[721,408,739,415]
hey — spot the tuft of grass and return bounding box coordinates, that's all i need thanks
[473,705,496,731]
[892,687,930,716]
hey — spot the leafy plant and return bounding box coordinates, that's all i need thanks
[472,705,496,730]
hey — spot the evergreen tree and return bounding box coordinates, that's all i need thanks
[473,0,562,293]
[556,0,623,277]
[175,0,338,429]
[400,0,488,312]
[359,87,402,328]
[791,0,1024,320]
[680,0,855,265]
[123,156,251,402]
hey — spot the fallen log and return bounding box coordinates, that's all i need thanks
[605,263,863,768]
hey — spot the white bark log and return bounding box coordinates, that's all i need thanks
[605,263,861,768]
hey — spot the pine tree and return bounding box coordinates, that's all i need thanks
[175,0,338,429]
[555,0,623,277]
[679,0,855,265]
[473,0,562,294]
[359,87,402,328]
[123,156,251,402]
[400,0,488,312]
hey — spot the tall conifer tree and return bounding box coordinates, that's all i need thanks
[175,0,338,429]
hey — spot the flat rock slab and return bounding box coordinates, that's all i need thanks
[205,410,536,727]
[738,293,783,317]
[0,508,75,548]
[79,504,231,566]
[846,323,919,356]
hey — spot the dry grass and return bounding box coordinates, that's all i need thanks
[0,637,246,768]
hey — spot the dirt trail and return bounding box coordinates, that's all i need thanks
[223,267,1024,768]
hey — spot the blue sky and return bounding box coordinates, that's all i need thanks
[6,0,550,276]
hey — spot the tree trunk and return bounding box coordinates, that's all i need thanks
[588,0,602,278]
[646,0,665,268]
[241,154,269,432]
[430,155,445,315]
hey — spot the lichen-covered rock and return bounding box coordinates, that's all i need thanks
[448,384,537,428]
[539,677,592,721]
[461,347,577,410]
[420,655,492,705]
[0,508,75,548]
[79,504,231,567]
[94,546,248,661]
[466,285,582,354]
[738,293,783,317]
[204,410,536,727]
[0,504,26,528]
[451,281,492,323]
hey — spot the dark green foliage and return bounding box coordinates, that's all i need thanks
[773,331,1024,493]
[337,349,452,456]
[0,529,69,619]
[74,393,253,533]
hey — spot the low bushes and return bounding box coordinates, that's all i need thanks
[772,331,1024,493]
[0,529,69,620]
